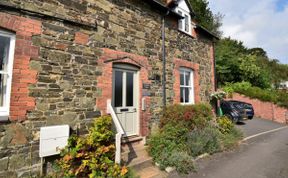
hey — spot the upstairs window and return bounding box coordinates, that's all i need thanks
[177,10,191,35]
[0,30,15,120]
[180,68,194,104]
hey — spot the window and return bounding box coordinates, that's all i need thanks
[180,68,194,104]
[177,10,191,35]
[0,30,15,120]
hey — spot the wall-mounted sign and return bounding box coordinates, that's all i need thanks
[143,83,151,89]
[142,90,151,97]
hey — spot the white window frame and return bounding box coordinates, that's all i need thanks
[0,30,16,121]
[180,68,194,105]
[177,9,192,35]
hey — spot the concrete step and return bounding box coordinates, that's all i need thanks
[120,136,167,178]
[121,136,145,152]
[122,144,150,165]
[136,165,168,178]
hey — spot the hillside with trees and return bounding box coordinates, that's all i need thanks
[189,0,288,89]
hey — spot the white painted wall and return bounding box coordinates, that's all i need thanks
[178,0,190,13]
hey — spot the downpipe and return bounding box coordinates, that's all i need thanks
[162,11,169,108]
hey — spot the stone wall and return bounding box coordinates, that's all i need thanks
[0,0,215,177]
[229,93,288,124]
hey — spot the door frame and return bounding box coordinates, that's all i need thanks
[112,64,140,137]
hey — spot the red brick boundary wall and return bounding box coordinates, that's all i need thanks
[229,93,288,124]
[0,12,40,121]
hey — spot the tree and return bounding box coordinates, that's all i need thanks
[215,38,272,88]
[189,0,223,37]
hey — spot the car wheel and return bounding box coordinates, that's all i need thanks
[225,114,237,123]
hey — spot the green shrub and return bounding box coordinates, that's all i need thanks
[223,82,288,109]
[161,103,213,130]
[217,116,234,134]
[186,127,221,157]
[148,123,189,170]
[148,103,244,175]
[220,126,243,149]
[169,151,195,174]
[55,115,129,178]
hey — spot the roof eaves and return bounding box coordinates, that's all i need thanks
[195,24,220,40]
[145,0,184,19]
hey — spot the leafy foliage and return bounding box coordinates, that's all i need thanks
[148,123,190,170]
[216,38,288,89]
[55,115,129,178]
[220,126,243,149]
[160,103,213,130]
[169,151,195,174]
[189,0,223,37]
[223,82,288,108]
[186,126,221,157]
[217,116,234,134]
[148,104,243,174]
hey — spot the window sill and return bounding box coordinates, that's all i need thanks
[180,102,194,105]
[178,29,194,38]
[0,114,9,122]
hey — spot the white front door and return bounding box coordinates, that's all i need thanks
[112,66,138,136]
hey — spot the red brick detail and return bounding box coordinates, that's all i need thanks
[74,32,89,45]
[0,12,41,121]
[173,58,200,104]
[97,48,152,136]
[229,93,288,124]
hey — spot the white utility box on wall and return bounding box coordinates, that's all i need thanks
[39,125,70,158]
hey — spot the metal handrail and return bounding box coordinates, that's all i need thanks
[107,99,124,164]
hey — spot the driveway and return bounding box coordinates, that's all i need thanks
[169,118,288,178]
[236,118,286,137]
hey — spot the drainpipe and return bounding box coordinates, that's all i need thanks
[213,42,217,91]
[212,41,218,115]
[162,11,169,108]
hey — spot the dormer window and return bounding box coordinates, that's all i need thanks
[177,10,191,34]
[175,0,192,35]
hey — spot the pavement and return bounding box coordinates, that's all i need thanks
[168,118,288,178]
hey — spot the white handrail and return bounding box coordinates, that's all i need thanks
[107,99,124,164]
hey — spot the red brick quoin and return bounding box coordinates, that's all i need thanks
[0,12,41,121]
[97,48,152,136]
[173,58,200,104]
[74,32,89,45]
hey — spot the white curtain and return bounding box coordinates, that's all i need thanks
[0,40,9,106]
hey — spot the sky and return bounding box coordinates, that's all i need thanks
[208,0,288,64]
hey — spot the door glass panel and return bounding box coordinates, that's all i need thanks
[185,88,190,103]
[0,36,10,107]
[126,72,134,107]
[114,71,123,107]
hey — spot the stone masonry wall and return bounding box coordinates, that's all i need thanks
[0,0,215,177]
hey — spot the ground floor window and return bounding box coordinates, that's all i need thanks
[180,67,194,104]
[0,29,15,119]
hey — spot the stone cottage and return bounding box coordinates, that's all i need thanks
[0,0,217,176]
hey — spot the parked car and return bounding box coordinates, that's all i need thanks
[220,100,254,122]
[229,100,254,120]
[220,101,244,123]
